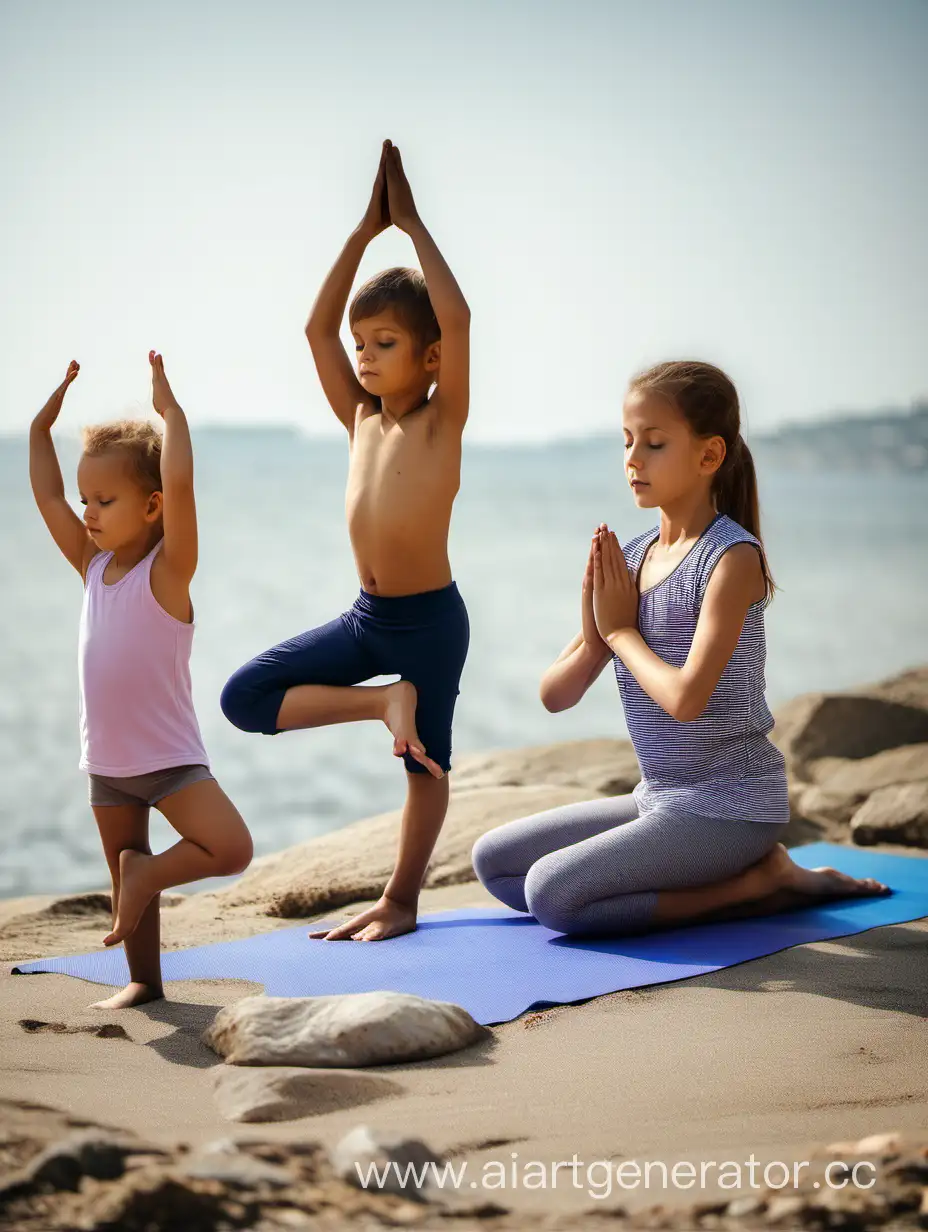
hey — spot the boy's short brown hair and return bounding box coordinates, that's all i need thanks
[81,420,163,494]
[349,266,440,353]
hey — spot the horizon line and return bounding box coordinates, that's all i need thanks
[1,397,925,449]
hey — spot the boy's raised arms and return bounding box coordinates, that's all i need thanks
[385,143,471,429]
[29,361,98,577]
[149,351,198,585]
[304,143,391,435]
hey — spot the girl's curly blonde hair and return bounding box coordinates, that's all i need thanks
[80,420,163,494]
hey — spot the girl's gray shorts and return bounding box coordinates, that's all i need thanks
[88,764,214,808]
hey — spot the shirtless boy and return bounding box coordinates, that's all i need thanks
[221,140,471,942]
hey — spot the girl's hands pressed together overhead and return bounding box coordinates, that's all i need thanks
[593,528,639,643]
[384,141,420,234]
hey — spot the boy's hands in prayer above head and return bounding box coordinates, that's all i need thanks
[383,141,420,234]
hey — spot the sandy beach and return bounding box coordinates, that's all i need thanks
[2,667,927,1229]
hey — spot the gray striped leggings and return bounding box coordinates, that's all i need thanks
[471,793,789,936]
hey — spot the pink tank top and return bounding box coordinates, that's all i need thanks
[78,540,210,777]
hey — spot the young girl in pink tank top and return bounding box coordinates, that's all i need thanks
[29,353,253,1009]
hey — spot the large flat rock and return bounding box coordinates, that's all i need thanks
[203,991,488,1068]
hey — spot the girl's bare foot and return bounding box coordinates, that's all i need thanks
[103,850,157,947]
[382,680,443,778]
[739,843,890,909]
[91,981,164,1010]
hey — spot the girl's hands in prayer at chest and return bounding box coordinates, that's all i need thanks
[308,894,417,942]
[582,528,608,648]
[593,526,639,643]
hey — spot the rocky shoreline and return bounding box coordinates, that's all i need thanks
[3,1104,927,1230]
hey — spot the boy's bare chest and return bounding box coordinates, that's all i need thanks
[347,417,459,500]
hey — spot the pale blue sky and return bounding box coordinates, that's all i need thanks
[1,0,925,442]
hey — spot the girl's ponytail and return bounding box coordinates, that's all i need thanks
[712,435,775,606]
[714,435,757,538]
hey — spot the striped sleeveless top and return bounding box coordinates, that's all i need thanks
[615,512,788,825]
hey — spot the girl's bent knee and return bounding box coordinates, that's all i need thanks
[221,838,254,877]
[471,831,504,885]
[523,860,577,934]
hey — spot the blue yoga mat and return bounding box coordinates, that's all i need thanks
[11,843,928,1025]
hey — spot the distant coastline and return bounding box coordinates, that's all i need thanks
[175,400,928,472]
[750,402,928,472]
[3,401,926,472]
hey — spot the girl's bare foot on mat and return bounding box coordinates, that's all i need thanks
[103,850,157,947]
[91,981,164,1009]
[382,680,443,778]
[741,843,889,908]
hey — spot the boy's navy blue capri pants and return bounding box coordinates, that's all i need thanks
[220,583,469,775]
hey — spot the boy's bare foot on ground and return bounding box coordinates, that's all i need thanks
[103,850,157,947]
[382,680,443,778]
[91,982,164,1010]
[738,843,889,912]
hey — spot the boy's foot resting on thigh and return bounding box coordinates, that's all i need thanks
[737,843,890,911]
[90,981,164,1010]
[382,680,443,778]
[103,850,157,947]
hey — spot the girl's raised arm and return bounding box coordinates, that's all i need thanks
[149,351,197,583]
[29,361,97,577]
